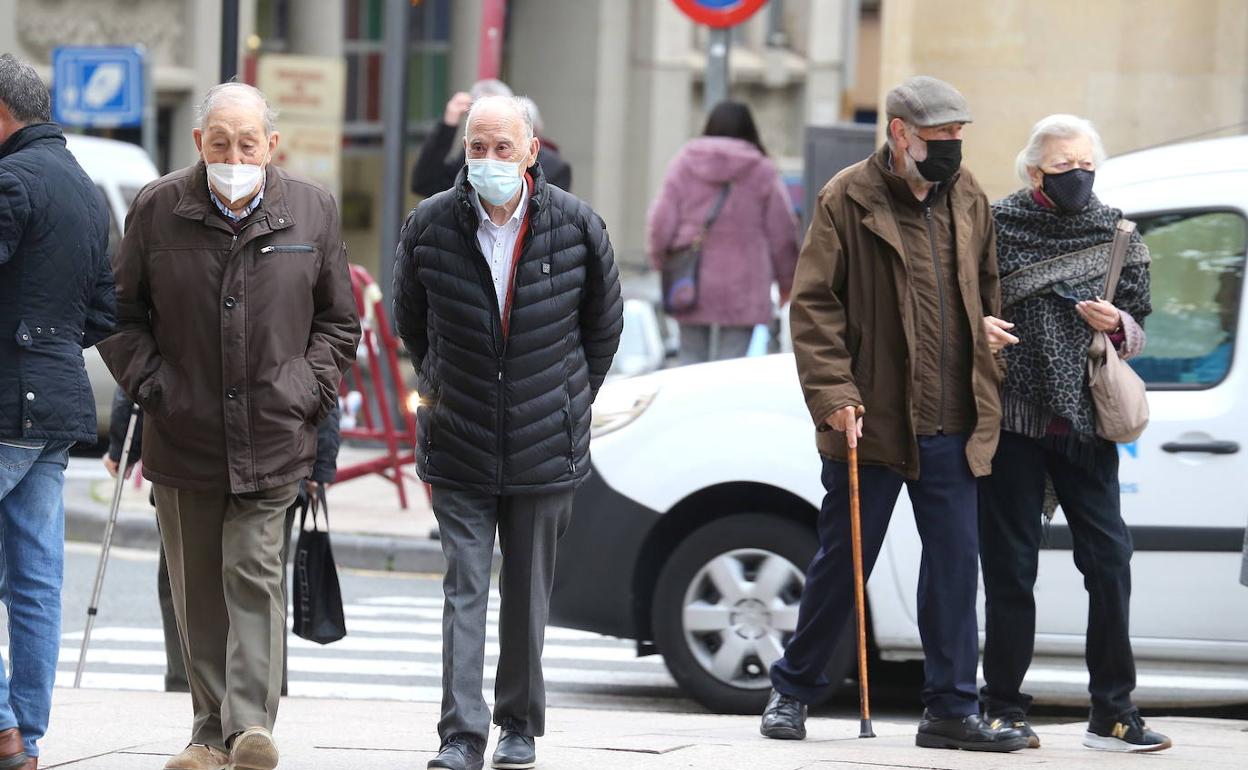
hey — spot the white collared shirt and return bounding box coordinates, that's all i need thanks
[471,188,528,314]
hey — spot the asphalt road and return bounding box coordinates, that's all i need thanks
[2,541,1243,727]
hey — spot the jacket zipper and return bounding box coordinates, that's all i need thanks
[462,204,514,492]
[924,203,948,434]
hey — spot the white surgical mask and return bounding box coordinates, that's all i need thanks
[467,158,524,206]
[206,162,265,203]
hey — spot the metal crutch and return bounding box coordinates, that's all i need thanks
[74,402,140,688]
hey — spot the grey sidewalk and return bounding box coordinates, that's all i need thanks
[63,445,448,573]
[39,687,1248,769]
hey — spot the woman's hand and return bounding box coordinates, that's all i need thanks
[1076,298,1121,332]
[983,316,1020,353]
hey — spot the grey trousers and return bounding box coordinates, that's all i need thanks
[677,323,754,366]
[431,486,574,747]
[153,481,299,750]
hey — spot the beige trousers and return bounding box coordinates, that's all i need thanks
[153,481,299,749]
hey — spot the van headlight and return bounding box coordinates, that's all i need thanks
[591,376,660,438]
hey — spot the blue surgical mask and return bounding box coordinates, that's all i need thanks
[467,158,524,206]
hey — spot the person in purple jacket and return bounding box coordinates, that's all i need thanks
[647,100,799,364]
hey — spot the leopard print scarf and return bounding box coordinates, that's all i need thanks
[993,190,1151,459]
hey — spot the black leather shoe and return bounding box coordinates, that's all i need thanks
[989,712,1040,749]
[760,689,807,740]
[428,735,484,770]
[491,722,535,770]
[916,710,1029,752]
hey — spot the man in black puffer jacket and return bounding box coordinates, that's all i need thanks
[0,54,114,768]
[393,95,621,770]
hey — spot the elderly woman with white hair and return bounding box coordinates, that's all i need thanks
[978,114,1171,753]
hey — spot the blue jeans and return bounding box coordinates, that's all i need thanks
[0,439,71,758]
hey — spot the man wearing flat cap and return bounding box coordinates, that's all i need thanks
[760,75,1025,751]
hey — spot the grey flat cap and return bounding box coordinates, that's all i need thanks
[885,76,972,126]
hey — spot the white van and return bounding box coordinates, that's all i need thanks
[550,135,1248,712]
[64,134,159,438]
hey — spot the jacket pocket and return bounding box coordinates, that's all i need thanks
[291,356,322,420]
[417,403,436,470]
[562,386,576,474]
[141,361,194,429]
[259,244,317,255]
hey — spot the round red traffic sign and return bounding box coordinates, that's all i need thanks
[672,0,770,28]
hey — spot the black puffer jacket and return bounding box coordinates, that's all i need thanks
[393,164,622,494]
[0,123,114,443]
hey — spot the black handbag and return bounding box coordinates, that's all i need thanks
[660,183,731,314]
[292,485,347,644]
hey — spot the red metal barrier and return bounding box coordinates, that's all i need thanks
[334,264,426,509]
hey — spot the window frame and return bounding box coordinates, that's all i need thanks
[1126,205,1247,392]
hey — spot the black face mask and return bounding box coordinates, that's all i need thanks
[910,138,962,183]
[1042,167,1095,213]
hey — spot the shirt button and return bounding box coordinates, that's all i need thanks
[25,391,35,401]
[224,296,237,309]
[226,387,238,399]
[23,419,32,429]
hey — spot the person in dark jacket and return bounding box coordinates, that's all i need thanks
[760,76,1026,753]
[97,82,360,770]
[410,80,573,197]
[393,95,622,770]
[0,54,114,769]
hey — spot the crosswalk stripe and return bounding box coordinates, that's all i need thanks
[62,627,664,665]
[57,647,678,688]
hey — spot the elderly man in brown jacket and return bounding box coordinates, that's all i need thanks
[759,77,1025,752]
[98,83,359,770]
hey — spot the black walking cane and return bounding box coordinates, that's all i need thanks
[847,408,875,738]
[74,402,140,688]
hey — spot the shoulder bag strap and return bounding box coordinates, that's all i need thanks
[693,184,732,246]
[1103,219,1136,304]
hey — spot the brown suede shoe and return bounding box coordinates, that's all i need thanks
[0,728,27,770]
[229,727,279,770]
[164,744,228,770]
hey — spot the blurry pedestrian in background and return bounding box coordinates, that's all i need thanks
[0,52,114,770]
[394,95,621,770]
[647,100,798,365]
[98,82,359,770]
[979,114,1169,753]
[411,79,572,196]
[102,389,189,695]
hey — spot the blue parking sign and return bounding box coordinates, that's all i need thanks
[53,46,145,128]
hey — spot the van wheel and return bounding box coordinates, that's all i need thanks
[651,513,857,714]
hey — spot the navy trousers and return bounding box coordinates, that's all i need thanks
[770,434,981,718]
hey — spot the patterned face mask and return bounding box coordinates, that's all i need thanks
[1042,167,1095,213]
